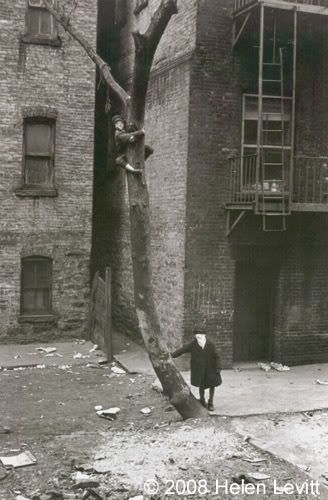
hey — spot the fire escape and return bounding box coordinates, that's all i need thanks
[226,0,328,234]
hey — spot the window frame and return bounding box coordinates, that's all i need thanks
[20,256,53,317]
[23,0,61,46]
[19,116,57,196]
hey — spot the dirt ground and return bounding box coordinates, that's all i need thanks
[0,361,325,500]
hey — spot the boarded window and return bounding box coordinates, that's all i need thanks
[21,257,53,315]
[24,119,55,187]
[27,0,56,37]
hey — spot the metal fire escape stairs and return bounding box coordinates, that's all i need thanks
[256,38,289,231]
[227,5,298,236]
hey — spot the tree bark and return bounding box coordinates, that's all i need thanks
[43,0,208,419]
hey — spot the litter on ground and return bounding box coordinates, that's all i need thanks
[35,347,57,354]
[257,363,271,372]
[315,379,328,385]
[270,362,290,371]
[140,407,152,415]
[246,472,271,481]
[0,451,37,468]
[111,366,126,375]
[96,407,120,419]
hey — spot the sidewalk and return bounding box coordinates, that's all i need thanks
[1,333,327,417]
[113,332,328,417]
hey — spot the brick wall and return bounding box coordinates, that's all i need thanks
[274,215,328,365]
[272,16,328,365]
[183,0,237,367]
[94,0,198,348]
[0,0,97,342]
[94,1,328,366]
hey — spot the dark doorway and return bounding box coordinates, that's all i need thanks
[233,260,278,362]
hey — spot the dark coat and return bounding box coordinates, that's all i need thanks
[172,339,222,388]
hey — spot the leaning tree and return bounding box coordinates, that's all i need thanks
[43,0,208,419]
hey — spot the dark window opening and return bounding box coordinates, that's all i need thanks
[21,257,53,315]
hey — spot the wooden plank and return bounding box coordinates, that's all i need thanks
[105,267,112,362]
[87,271,99,341]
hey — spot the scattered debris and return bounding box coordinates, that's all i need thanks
[231,474,253,485]
[75,464,95,473]
[89,344,99,353]
[0,465,11,481]
[315,379,328,385]
[246,472,271,481]
[97,359,108,365]
[75,339,86,344]
[111,366,126,375]
[129,496,144,500]
[96,407,120,420]
[151,380,163,393]
[73,353,83,359]
[258,362,271,372]
[275,486,286,494]
[0,426,11,434]
[15,496,31,500]
[0,450,37,468]
[86,363,102,369]
[296,464,311,472]
[270,362,290,371]
[94,405,103,411]
[140,407,152,415]
[129,378,136,383]
[58,365,72,371]
[36,347,57,354]
[36,364,46,369]
[242,457,267,464]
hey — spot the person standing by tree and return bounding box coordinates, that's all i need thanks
[172,327,222,411]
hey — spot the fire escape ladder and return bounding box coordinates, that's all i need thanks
[256,14,289,231]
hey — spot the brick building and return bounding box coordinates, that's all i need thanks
[0,0,97,342]
[94,0,328,367]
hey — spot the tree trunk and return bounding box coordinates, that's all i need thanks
[43,0,208,420]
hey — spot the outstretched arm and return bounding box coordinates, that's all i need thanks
[172,342,193,358]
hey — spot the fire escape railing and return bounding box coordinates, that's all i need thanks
[229,155,257,203]
[234,0,328,12]
[293,156,328,204]
[229,154,328,205]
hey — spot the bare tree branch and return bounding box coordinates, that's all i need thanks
[130,0,178,123]
[43,0,130,109]
[42,0,207,419]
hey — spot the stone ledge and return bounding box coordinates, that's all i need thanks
[15,187,58,198]
[18,314,59,324]
[20,34,62,48]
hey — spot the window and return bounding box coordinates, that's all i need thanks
[23,118,55,188]
[26,0,56,38]
[21,257,53,315]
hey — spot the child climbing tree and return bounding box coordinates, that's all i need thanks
[43,0,208,420]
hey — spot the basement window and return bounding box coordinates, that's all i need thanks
[16,117,57,197]
[20,257,53,316]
